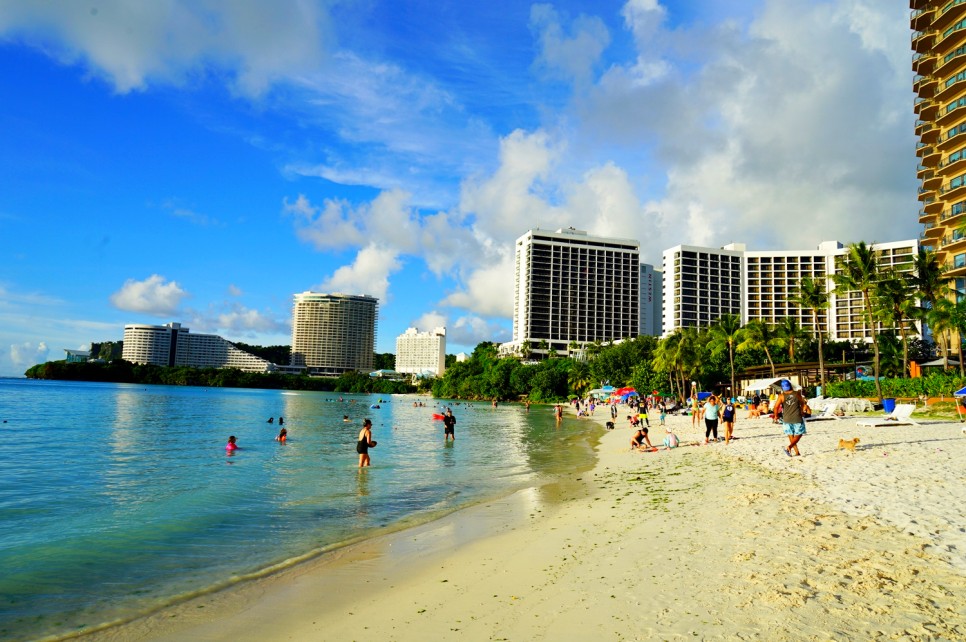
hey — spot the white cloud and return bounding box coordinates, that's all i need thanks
[530,4,610,86]
[449,316,511,346]
[316,244,403,302]
[109,275,188,316]
[227,284,243,297]
[9,341,48,369]
[411,311,448,332]
[0,1,330,96]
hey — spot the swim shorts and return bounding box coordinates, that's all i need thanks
[782,422,806,436]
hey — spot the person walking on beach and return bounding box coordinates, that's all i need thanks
[690,392,700,432]
[443,408,456,442]
[356,419,375,467]
[555,404,563,422]
[776,380,807,457]
[701,394,721,444]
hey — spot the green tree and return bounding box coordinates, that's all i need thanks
[831,242,885,402]
[737,321,784,378]
[707,314,743,397]
[568,360,592,397]
[776,317,808,363]
[875,270,917,378]
[789,275,831,393]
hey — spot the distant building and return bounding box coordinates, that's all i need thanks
[639,264,663,337]
[121,322,274,372]
[64,349,91,363]
[502,227,640,358]
[661,240,920,342]
[455,352,469,363]
[395,326,446,376]
[290,292,378,376]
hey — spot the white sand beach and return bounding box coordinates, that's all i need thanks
[87,406,966,641]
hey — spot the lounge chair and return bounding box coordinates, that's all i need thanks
[856,403,921,427]
[806,405,841,422]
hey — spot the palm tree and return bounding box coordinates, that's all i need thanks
[653,333,681,401]
[776,316,808,362]
[568,340,580,359]
[831,242,884,402]
[707,314,743,398]
[949,298,966,377]
[789,275,831,393]
[929,298,954,370]
[538,339,549,360]
[875,270,917,378]
[519,340,532,360]
[906,247,948,348]
[568,360,592,397]
[737,320,784,378]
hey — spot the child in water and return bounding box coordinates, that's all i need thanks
[275,428,287,443]
[226,435,238,451]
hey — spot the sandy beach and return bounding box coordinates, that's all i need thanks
[85,405,966,641]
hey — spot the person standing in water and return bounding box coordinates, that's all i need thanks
[443,408,456,442]
[356,419,375,467]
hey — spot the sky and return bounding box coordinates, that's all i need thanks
[0,0,918,376]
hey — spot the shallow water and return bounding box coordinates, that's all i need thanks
[0,379,598,641]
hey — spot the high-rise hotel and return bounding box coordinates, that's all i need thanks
[290,292,378,375]
[912,0,966,293]
[503,227,640,358]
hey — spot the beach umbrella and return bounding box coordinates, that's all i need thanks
[616,387,636,395]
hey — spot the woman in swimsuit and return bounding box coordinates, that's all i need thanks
[356,419,374,467]
[275,428,287,443]
[226,435,238,452]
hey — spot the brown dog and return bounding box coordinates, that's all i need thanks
[837,437,860,452]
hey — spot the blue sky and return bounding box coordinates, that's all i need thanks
[0,0,917,375]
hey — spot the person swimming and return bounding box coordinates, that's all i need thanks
[275,428,287,442]
[226,435,238,451]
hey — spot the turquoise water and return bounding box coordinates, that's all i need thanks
[0,379,598,641]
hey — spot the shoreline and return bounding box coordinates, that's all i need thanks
[82,404,966,640]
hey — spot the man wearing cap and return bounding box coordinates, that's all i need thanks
[776,380,807,456]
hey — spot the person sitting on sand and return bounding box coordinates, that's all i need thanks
[275,428,287,442]
[747,405,761,419]
[630,427,653,450]
[663,427,679,450]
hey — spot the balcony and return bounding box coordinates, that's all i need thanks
[933,0,966,32]
[910,0,930,11]
[920,209,940,224]
[923,143,943,166]
[918,74,940,100]
[938,127,966,151]
[923,169,945,189]
[912,7,936,32]
[914,50,939,75]
[942,234,966,251]
[913,29,938,53]
[923,222,944,239]
[941,206,966,223]
[916,97,941,120]
[939,151,966,175]
[938,98,966,127]
[939,23,966,54]
[937,48,966,77]
[941,178,966,201]
[917,119,942,143]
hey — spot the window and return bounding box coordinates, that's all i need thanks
[955,253,966,269]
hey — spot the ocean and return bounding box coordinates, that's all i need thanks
[0,378,599,641]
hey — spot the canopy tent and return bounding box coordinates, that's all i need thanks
[741,377,797,394]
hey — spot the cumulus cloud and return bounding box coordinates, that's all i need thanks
[109,275,188,316]
[9,341,48,369]
[411,311,448,332]
[0,1,330,96]
[315,244,403,302]
[449,316,511,346]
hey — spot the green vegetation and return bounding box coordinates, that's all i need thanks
[24,360,413,394]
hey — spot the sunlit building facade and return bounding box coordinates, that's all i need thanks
[395,326,446,376]
[662,241,920,342]
[504,227,640,359]
[290,292,378,375]
[121,322,274,372]
[912,0,966,295]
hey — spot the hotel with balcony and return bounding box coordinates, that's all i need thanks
[912,0,966,296]
[290,292,378,376]
[662,240,920,342]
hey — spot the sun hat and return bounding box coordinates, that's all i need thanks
[780,380,792,391]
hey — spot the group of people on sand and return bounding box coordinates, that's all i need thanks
[632,379,808,456]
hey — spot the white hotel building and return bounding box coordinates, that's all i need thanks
[122,322,274,372]
[662,240,920,342]
[503,227,640,358]
[395,326,446,376]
